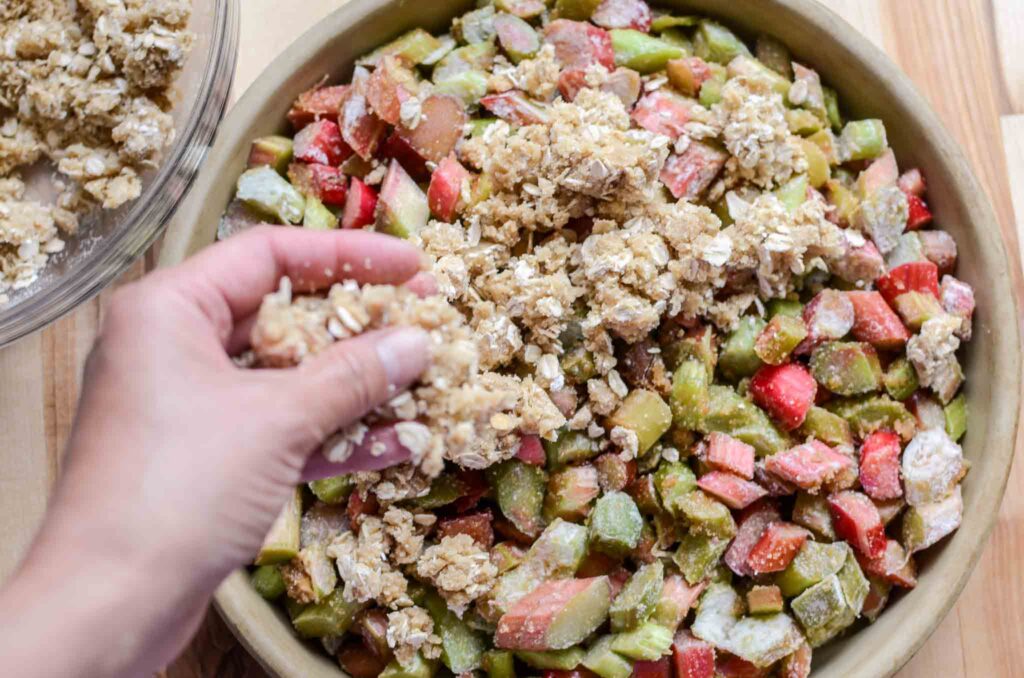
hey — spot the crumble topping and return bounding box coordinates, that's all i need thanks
[386,606,442,668]
[906,314,964,404]
[415,534,499,617]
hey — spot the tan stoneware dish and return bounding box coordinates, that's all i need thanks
[160,0,1022,675]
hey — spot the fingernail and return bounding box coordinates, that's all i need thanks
[375,327,431,389]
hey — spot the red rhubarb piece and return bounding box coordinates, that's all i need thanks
[516,434,546,466]
[452,468,489,513]
[941,275,975,339]
[544,19,615,70]
[829,490,886,559]
[437,510,495,548]
[365,55,419,125]
[847,290,910,350]
[716,654,768,678]
[481,90,549,126]
[764,441,855,492]
[380,131,430,182]
[428,155,471,223]
[593,0,653,31]
[725,500,781,577]
[660,575,707,618]
[858,149,898,195]
[495,577,610,650]
[661,142,727,200]
[288,84,349,130]
[797,289,855,354]
[876,261,940,306]
[339,73,388,160]
[746,522,810,574]
[856,538,918,588]
[341,178,378,229]
[631,658,671,678]
[293,119,350,166]
[632,90,696,139]
[287,163,348,206]
[781,643,813,678]
[697,471,768,510]
[749,363,817,430]
[858,431,903,500]
[346,490,378,531]
[831,237,886,285]
[673,631,716,678]
[704,432,756,480]
[918,230,958,275]
[338,638,389,678]
[897,168,926,196]
[905,193,933,230]
[398,94,468,163]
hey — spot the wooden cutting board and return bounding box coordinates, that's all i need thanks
[0,1,1021,676]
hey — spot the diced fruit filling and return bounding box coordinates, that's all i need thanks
[229,3,975,675]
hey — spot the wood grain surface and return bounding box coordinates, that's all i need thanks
[0,1,1020,676]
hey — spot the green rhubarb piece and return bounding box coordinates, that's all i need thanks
[718,316,766,382]
[596,453,632,493]
[494,13,540,63]
[698,71,725,107]
[610,29,685,74]
[298,544,338,601]
[885,232,926,270]
[810,342,883,396]
[823,86,842,131]
[791,492,837,540]
[581,635,633,678]
[516,647,586,670]
[787,109,824,136]
[826,179,859,226]
[360,28,444,67]
[944,393,968,441]
[433,42,497,83]
[798,137,831,187]
[664,325,716,375]
[236,166,305,224]
[755,34,793,78]
[589,491,643,557]
[884,357,919,401]
[425,591,486,673]
[767,298,804,319]
[651,15,700,31]
[903,488,963,553]
[610,622,674,660]
[790,575,847,644]
[292,588,366,638]
[380,653,438,678]
[673,531,730,585]
[469,117,500,138]
[627,473,661,515]
[839,119,887,162]
[482,650,516,678]
[283,597,306,621]
[691,583,743,649]
[256,487,302,566]
[651,576,694,631]
[670,359,710,431]
[544,428,601,468]
[454,5,497,44]
[546,577,614,650]
[308,474,352,504]
[545,464,600,522]
[496,0,545,18]
[658,27,693,53]
[826,394,915,440]
[676,490,736,539]
[554,0,602,20]
[492,541,526,573]
[610,561,664,632]
[694,20,751,64]
[893,291,943,330]
[653,461,697,516]
[407,473,466,509]
[755,314,808,365]
[704,385,789,456]
[251,565,286,600]
[863,576,892,622]
[836,551,869,616]
[747,585,784,615]
[727,55,791,98]
[775,173,809,212]
[302,194,338,230]
[776,541,848,597]
[727,613,805,667]
[608,389,672,454]
[377,159,430,238]
[247,135,293,174]
[488,459,547,537]
[809,128,839,165]
[798,406,853,447]
[434,69,489,106]
[562,346,598,384]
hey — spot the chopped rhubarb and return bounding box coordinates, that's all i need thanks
[918,230,958,275]
[897,168,926,196]
[544,670,600,678]
[436,511,495,548]
[716,654,769,678]
[516,434,546,466]
[764,441,855,493]
[376,159,430,238]
[905,193,933,230]
[287,163,348,206]
[876,261,940,306]
[631,90,696,139]
[380,131,430,182]
[365,55,419,125]
[593,0,653,31]
[797,289,855,354]
[653,576,706,630]
[749,363,817,430]
[346,489,378,531]
[428,155,471,223]
[398,94,468,163]
[666,57,713,98]
[697,471,768,510]
[855,538,918,588]
[544,19,615,70]
[831,237,886,286]
[704,432,755,480]
[858,431,903,500]
[847,290,910,350]
[828,490,886,559]
[341,178,378,229]
[941,275,975,340]
[495,576,611,650]
[293,119,350,166]
[631,658,671,678]
[780,643,813,678]
[288,84,349,130]
[746,522,810,574]
[480,90,551,125]
[857,149,898,195]
[724,500,781,577]
[672,631,716,678]
[661,141,728,200]
[338,73,387,160]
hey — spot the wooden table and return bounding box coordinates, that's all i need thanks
[0,1,1021,675]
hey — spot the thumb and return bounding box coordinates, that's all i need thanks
[280,326,431,449]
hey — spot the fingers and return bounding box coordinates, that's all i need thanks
[278,326,430,450]
[170,227,425,338]
[405,271,439,298]
[301,423,416,481]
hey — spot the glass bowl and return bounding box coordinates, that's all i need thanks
[0,0,240,347]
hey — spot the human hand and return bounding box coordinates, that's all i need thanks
[0,227,433,678]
